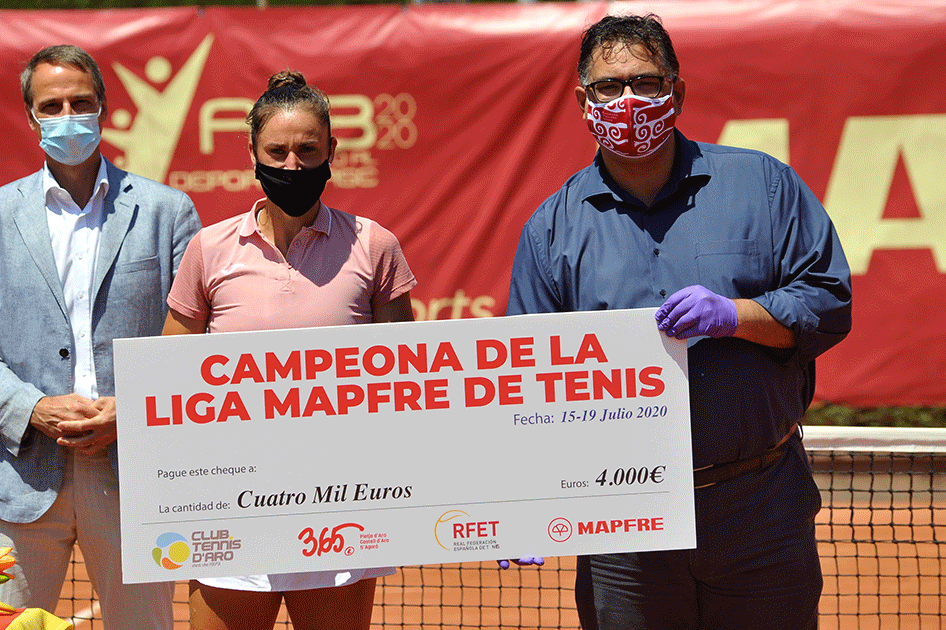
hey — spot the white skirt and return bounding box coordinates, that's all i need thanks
[197,567,396,592]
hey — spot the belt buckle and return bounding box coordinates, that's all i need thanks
[693,463,717,490]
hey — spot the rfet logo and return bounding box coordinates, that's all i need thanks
[548,517,573,543]
[434,510,501,552]
[152,532,190,570]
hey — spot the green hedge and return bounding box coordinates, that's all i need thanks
[805,405,946,428]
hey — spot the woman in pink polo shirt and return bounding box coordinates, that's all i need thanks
[163,70,416,630]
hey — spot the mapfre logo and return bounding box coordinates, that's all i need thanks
[548,517,572,543]
[434,510,501,553]
[576,517,666,536]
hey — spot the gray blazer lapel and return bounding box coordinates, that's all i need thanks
[10,173,68,319]
[93,161,134,301]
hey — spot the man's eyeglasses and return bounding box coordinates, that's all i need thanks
[584,75,675,103]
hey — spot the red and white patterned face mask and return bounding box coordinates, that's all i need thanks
[585,92,676,158]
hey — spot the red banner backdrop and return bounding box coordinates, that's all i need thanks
[1,1,944,406]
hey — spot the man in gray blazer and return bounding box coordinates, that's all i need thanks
[0,45,200,628]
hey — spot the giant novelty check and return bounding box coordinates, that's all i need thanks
[115,308,694,583]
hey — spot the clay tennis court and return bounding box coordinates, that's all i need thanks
[50,444,944,629]
[51,520,944,629]
[812,448,946,630]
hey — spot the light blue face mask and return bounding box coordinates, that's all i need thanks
[32,109,102,166]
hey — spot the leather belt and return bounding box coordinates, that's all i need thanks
[693,423,799,489]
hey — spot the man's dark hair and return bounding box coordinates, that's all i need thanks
[21,44,107,113]
[578,14,680,85]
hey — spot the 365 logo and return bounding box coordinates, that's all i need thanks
[298,523,364,558]
[153,532,190,570]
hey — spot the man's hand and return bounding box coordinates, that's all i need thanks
[32,395,118,456]
[497,557,545,570]
[655,285,738,339]
[56,396,117,455]
[30,394,99,441]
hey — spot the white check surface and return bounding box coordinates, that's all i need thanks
[115,308,694,583]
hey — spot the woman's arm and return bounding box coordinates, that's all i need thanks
[373,292,414,323]
[162,308,208,335]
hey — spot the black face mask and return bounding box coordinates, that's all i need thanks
[254,159,331,218]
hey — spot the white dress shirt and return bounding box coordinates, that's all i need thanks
[43,157,109,400]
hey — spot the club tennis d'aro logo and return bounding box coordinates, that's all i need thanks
[153,532,190,570]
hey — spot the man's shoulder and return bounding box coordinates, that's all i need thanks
[531,161,598,220]
[556,160,599,193]
[688,138,789,173]
[0,169,42,197]
[106,162,189,202]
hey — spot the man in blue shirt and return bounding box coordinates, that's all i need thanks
[507,14,852,630]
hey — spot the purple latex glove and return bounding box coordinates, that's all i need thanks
[498,557,545,570]
[655,285,738,339]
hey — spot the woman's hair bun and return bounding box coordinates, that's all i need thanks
[267,69,307,92]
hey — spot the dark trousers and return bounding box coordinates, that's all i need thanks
[575,437,822,630]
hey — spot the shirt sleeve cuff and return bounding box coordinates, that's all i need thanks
[1,384,45,457]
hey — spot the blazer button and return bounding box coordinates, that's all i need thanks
[60,348,70,359]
